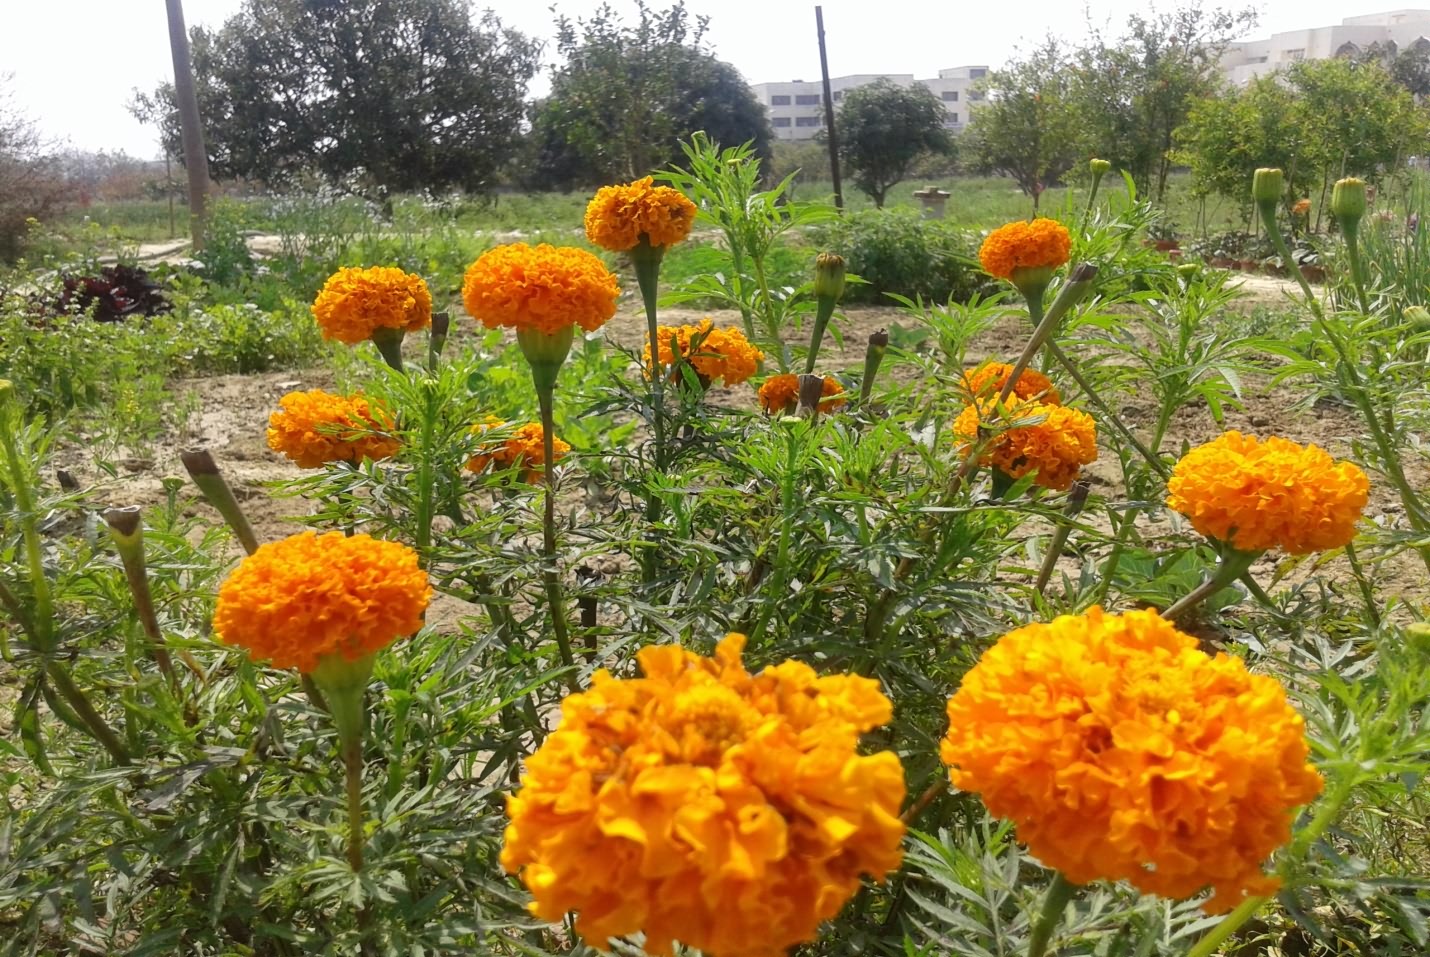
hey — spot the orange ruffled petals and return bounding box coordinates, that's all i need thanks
[462,243,620,337]
[643,319,765,386]
[978,218,1072,281]
[465,418,571,477]
[756,374,846,415]
[266,389,400,469]
[942,607,1323,913]
[585,176,698,252]
[961,361,1061,405]
[501,633,906,957]
[212,531,430,674]
[953,395,1097,491]
[311,266,432,345]
[1166,431,1369,555]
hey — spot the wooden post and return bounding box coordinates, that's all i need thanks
[165,0,211,251]
[815,6,844,212]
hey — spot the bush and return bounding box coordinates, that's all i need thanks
[813,209,982,304]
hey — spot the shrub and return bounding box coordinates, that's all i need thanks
[813,209,982,304]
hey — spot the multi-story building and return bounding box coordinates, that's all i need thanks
[752,66,988,141]
[1221,9,1430,85]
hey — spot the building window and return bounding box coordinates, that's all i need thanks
[832,90,843,101]
[772,117,792,127]
[949,112,959,123]
[970,68,987,78]
[770,94,791,106]
[942,90,959,101]
[795,116,822,127]
[968,91,985,100]
[1285,48,1305,60]
[795,94,821,105]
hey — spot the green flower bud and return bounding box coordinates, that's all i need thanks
[1331,177,1367,225]
[1252,168,1284,207]
[1406,622,1430,659]
[1089,158,1112,176]
[0,379,13,404]
[814,253,846,301]
[517,324,575,395]
[1177,263,1200,283]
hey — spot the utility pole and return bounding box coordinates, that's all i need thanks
[165,0,211,250]
[815,6,844,212]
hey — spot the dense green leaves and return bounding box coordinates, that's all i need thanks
[836,80,954,208]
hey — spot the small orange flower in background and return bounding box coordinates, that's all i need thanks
[953,396,1096,491]
[644,319,764,386]
[462,243,620,337]
[961,361,1061,404]
[584,176,698,252]
[978,218,1072,282]
[312,266,432,345]
[465,418,570,477]
[757,374,846,414]
[1292,198,1312,216]
[266,389,400,469]
[941,607,1323,912]
[1166,431,1368,555]
[501,633,906,957]
[212,531,430,674]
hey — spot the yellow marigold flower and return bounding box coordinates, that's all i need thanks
[584,176,698,252]
[266,389,400,469]
[465,418,570,477]
[756,373,846,415]
[1166,431,1369,555]
[311,266,432,345]
[643,319,765,386]
[213,531,430,674]
[941,607,1323,912]
[961,361,1061,404]
[502,634,906,957]
[978,218,1072,282]
[953,396,1097,491]
[463,243,620,337]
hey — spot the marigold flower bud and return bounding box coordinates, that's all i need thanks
[0,380,12,404]
[1252,168,1284,208]
[1407,622,1430,659]
[814,252,846,301]
[1405,305,1430,331]
[1089,158,1112,176]
[1331,177,1368,226]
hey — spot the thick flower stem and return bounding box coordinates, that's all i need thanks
[1035,481,1091,594]
[632,240,670,584]
[998,265,1098,406]
[311,653,375,874]
[804,296,837,374]
[1162,549,1260,621]
[536,387,579,692]
[1027,872,1077,957]
[369,328,405,373]
[103,507,178,689]
[1342,225,1372,316]
[181,450,260,555]
[46,660,131,765]
[343,732,365,872]
[0,399,56,650]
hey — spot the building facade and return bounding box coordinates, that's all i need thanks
[1221,9,1430,85]
[752,66,988,141]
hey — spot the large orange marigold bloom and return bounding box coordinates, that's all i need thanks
[942,607,1323,912]
[961,361,1061,404]
[462,243,620,337]
[978,218,1072,281]
[311,266,432,345]
[585,176,698,251]
[465,417,571,477]
[953,396,1097,491]
[213,531,430,674]
[502,633,906,957]
[266,389,400,469]
[756,374,846,415]
[644,319,764,386]
[1166,431,1369,555]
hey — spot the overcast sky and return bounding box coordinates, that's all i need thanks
[2,0,1388,158]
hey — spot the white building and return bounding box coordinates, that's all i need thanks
[1222,9,1430,85]
[752,66,988,141]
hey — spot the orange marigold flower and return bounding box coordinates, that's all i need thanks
[266,389,400,469]
[1166,431,1368,555]
[953,396,1096,491]
[1292,198,1312,216]
[462,243,620,337]
[465,418,570,476]
[584,176,698,251]
[311,266,432,345]
[213,531,430,674]
[978,218,1072,281]
[502,633,906,957]
[756,374,846,414]
[643,319,764,386]
[961,361,1061,404]
[942,607,1323,912]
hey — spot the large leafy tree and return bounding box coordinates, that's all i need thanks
[0,77,65,261]
[1173,76,1305,215]
[131,0,539,195]
[528,1,771,189]
[836,79,952,208]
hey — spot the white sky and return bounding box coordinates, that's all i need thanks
[1,0,1396,158]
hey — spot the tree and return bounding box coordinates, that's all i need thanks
[0,76,66,262]
[964,40,1081,212]
[1173,76,1305,217]
[164,0,210,249]
[527,1,772,188]
[132,0,539,196]
[836,79,952,208]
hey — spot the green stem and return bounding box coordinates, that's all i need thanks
[1343,225,1372,316]
[1344,540,1381,630]
[537,388,579,692]
[0,409,55,650]
[1047,341,1168,478]
[1162,548,1260,621]
[370,328,405,373]
[343,732,365,872]
[752,255,782,371]
[1083,172,1105,227]
[633,240,669,585]
[805,296,837,374]
[415,385,437,561]
[750,423,800,645]
[46,660,131,765]
[1027,872,1077,957]
[1035,482,1090,594]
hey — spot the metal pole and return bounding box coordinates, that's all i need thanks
[815,6,844,212]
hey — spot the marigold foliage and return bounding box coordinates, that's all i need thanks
[462,243,620,336]
[961,361,1061,404]
[942,607,1323,912]
[584,176,698,251]
[266,389,400,469]
[212,531,430,674]
[465,417,571,476]
[953,396,1097,491]
[501,633,906,957]
[978,218,1072,281]
[756,374,846,415]
[311,265,432,345]
[1166,431,1369,554]
[643,319,764,386]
